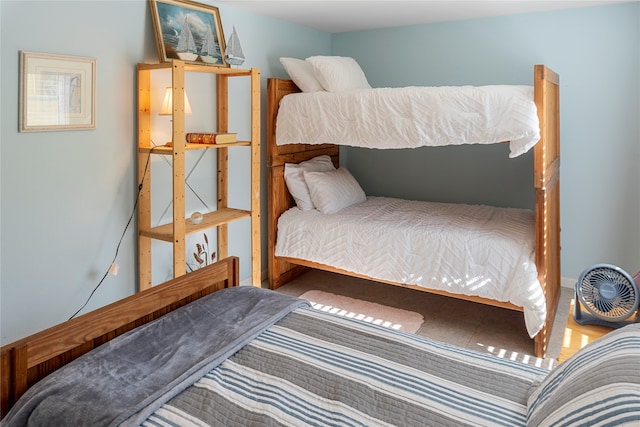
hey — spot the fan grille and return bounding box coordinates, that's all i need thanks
[578,266,638,321]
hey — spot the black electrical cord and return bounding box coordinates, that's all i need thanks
[68,148,154,320]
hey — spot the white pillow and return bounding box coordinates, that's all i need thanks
[303,167,367,214]
[284,155,336,210]
[306,56,371,92]
[279,57,325,93]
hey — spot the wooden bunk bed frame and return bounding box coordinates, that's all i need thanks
[0,256,239,419]
[267,65,561,358]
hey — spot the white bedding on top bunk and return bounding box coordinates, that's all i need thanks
[275,196,546,337]
[276,85,541,158]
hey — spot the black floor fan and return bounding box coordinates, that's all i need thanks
[574,264,639,328]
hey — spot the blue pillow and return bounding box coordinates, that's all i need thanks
[527,323,640,426]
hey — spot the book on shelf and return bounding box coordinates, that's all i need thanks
[186,132,237,144]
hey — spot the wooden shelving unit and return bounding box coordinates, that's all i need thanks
[137,60,260,291]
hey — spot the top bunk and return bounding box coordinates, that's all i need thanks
[273,56,557,159]
[268,59,560,192]
[276,84,540,158]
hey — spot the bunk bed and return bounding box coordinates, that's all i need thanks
[2,257,637,426]
[267,64,561,358]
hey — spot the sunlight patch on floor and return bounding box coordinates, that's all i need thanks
[309,301,403,330]
[558,298,614,363]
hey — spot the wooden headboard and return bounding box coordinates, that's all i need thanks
[0,257,239,418]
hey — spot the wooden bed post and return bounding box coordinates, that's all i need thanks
[533,65,561,357]
[267,79,339,289]
[0,344,27,417]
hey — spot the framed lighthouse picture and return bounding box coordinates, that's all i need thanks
[149,0,228,67]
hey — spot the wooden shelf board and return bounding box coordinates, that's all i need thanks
[140,208,251,241]
[139,141,251,154]
[137,62,252,77]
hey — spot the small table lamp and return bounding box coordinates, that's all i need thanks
[159,87,192,116]
[159,87,192,146]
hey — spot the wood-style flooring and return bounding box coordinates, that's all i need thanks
[557,300,613,363]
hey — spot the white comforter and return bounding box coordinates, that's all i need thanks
[276,85,540,158]
[275,197,546,337]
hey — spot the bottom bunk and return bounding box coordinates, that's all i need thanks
[267,65,561,358]
[275,194,546,338]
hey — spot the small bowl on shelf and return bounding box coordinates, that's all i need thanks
[190,211,203,224]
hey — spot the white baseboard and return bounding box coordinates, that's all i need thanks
[240,268,269,287]
[561,276,576,289]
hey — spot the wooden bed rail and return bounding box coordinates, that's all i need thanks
[0,256,239,419]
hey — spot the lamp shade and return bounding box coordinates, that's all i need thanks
[159,87,192,115]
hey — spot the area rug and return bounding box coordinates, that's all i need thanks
[299,290,424,333]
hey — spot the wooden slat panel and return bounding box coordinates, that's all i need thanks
[267,164,311,287]
[267,79,339,168]
[217,73,229,260]
[250,68,262,286]
[0,345,27,418]
[171,61,187,278]
[267,79,300,167]
[137,66,153,291]
[0,348,10,416]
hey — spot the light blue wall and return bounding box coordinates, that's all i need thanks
[0,0,329,344]
[1,1,638,344]
[333,3,640,280]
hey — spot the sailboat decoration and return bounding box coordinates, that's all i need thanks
[224,26,245,67]
[176,15,198,61]
[199,24,219,64]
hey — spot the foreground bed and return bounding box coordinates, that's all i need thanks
[1,257,638,426]
[0,257,239,418]
[267,64,561,357]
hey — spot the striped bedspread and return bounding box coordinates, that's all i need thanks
[143,307,550,427]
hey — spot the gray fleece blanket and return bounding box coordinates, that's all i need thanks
[2,287,308,427]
